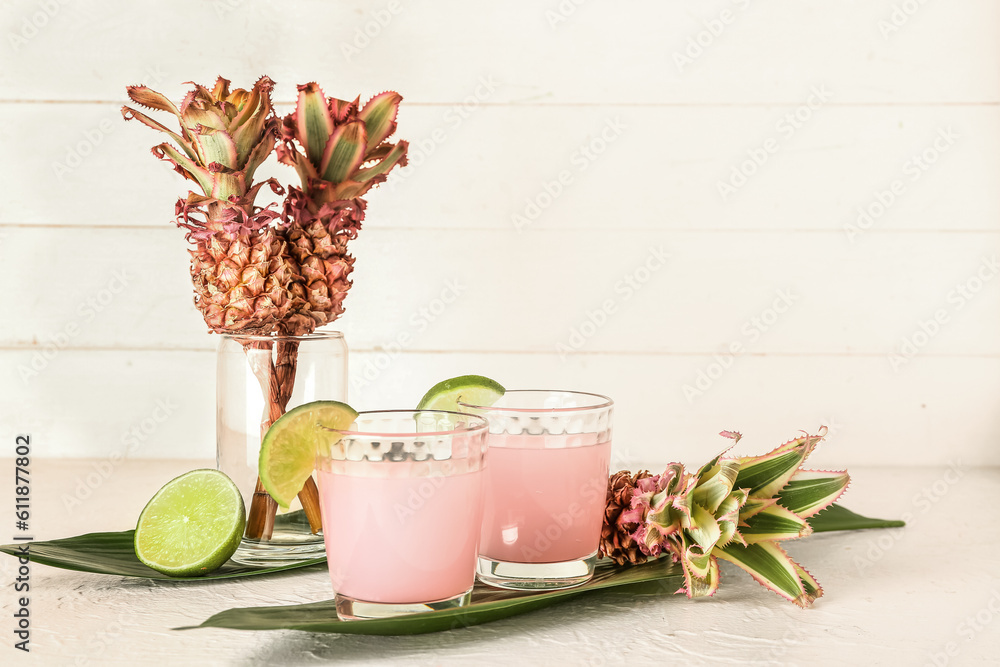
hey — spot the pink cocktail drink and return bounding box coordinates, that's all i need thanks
[480,434,611,564]
[316,410,489,619]
[462,390,614,590]
[319,464,483,603]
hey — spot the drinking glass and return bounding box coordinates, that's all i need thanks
[317,410,489,620]
[463,390,614,590]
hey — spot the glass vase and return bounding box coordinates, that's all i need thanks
[217,331,348,565]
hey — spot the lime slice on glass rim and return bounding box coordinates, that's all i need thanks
[416,375,506,412]
[258,400,358,508]
[134,469,246,577]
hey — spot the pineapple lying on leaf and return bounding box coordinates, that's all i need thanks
[600,427,849,607]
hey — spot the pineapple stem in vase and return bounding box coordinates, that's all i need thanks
[298,477,323,533]
[247,476,277,540]
[242,339,324,541]
[243,340,280,541]
[275,339,324,534]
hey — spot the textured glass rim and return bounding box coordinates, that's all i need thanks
[459,389,614,414]
[331,409,490,438]
[220,331,344,342]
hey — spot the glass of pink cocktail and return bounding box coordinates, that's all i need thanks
[461,390,613,590]
[317,410,489,620]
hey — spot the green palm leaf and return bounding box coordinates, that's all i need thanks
[807,503,903,532]
[181,559,683,635]
[0,512,322,580]
[0,505,903,635]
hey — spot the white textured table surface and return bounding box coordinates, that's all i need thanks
[1,460,998,666]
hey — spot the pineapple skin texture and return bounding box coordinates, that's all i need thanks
[188,220,356,337]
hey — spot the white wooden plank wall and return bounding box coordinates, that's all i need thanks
[1,0,997,467]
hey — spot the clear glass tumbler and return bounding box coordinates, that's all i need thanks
[464,390,614,590]
[317,410,489,620]
[217,331,348,565]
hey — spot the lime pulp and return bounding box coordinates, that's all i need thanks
[134,468,246,577]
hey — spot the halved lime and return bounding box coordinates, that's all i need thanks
[134,469,245,577]
[416,375,506,411]
[258,400,358,508]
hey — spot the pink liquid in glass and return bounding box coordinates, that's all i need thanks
[319,465,484,603]
[480,434,611,564]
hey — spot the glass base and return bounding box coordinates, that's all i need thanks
[476,551,597,590]
[230,536,326,567]
[335,588,472,621]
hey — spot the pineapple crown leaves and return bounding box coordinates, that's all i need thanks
[622,426,849,608]
[122,76,409,232]
[122,76,279,225]
[276,83,409,209]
